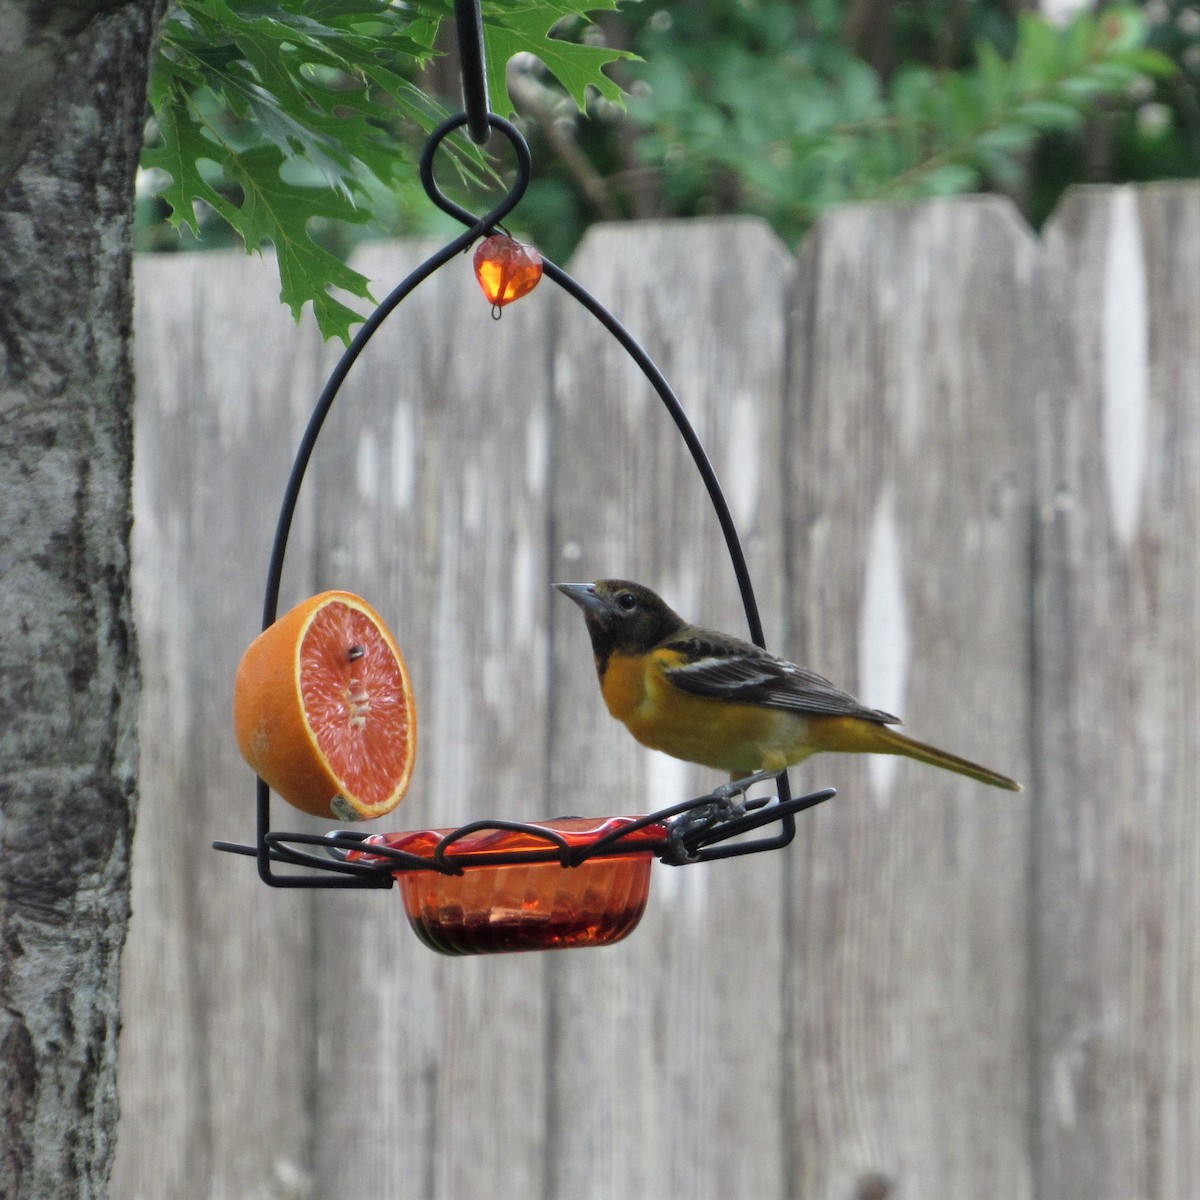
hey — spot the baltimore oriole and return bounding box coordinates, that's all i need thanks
[555,579,1021,791]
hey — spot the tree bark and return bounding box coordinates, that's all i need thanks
[0,1,163,1195]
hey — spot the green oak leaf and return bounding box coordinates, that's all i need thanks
[145,0,638,339]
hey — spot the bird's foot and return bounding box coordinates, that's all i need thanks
[664,800,744,863]
[663,769,783,864]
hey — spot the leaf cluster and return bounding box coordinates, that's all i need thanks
[143,0,634,341]
[628,3,1173,242]
[140,0,1184,340]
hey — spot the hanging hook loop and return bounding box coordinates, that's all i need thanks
[455,0,491,145]
[419,113,532,237]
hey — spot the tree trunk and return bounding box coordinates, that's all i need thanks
[0,1,163,1195]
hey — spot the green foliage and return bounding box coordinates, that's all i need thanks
[141,0,1193,340]
[1105,2,1200,180]
[143,0,635,341]
[624,3,1173,243]
[483,1,631,110]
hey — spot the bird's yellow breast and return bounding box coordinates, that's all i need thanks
[599,649,804,775]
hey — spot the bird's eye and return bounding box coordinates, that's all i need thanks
[616,591,637,612]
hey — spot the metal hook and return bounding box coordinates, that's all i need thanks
[455,0,491,146]
[419,113,532,234]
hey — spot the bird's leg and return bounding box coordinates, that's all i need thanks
[664,768,783,863]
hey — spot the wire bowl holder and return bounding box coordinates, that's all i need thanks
[213,0,838,917]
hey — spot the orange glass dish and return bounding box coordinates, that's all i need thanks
[362,816,666,955]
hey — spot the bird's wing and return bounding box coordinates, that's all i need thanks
[661,634,899,723]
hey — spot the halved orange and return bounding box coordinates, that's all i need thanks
[233,591,417,821]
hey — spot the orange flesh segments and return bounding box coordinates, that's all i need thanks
[234,591,416,820]
[299,602,415,812]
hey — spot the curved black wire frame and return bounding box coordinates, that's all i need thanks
[212,112,837,888]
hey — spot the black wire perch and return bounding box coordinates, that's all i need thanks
[211,108,840,888]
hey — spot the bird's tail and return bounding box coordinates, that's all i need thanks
[812,716,1022,791]
[868,724,1021,791]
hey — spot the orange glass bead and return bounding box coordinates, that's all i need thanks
[472,234,543,310]
[366,816,664,955]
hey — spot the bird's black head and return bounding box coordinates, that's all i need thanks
[554,579,686,672]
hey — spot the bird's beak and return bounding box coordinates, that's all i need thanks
[554,581,604,617]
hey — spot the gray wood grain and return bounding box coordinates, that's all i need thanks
[782,197,1037,1200]
[1035,182,1200,1200]
[116,251,323,1198]
[115,192,1200,1200]
[308,242,554,1200]
[546,219,794,1200]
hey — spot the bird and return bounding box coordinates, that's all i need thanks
[554,578,1021,791]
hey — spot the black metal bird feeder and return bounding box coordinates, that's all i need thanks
[213,0,836,953]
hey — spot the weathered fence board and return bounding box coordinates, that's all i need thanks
[117,188,1200,1200]
[1035,182,1200,1200]
[545,219,794,1200]
[306,242,555,1199]
[116,252,324,1199]
[782,197,1037,1200]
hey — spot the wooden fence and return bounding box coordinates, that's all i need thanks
[114,183,1200,1200]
